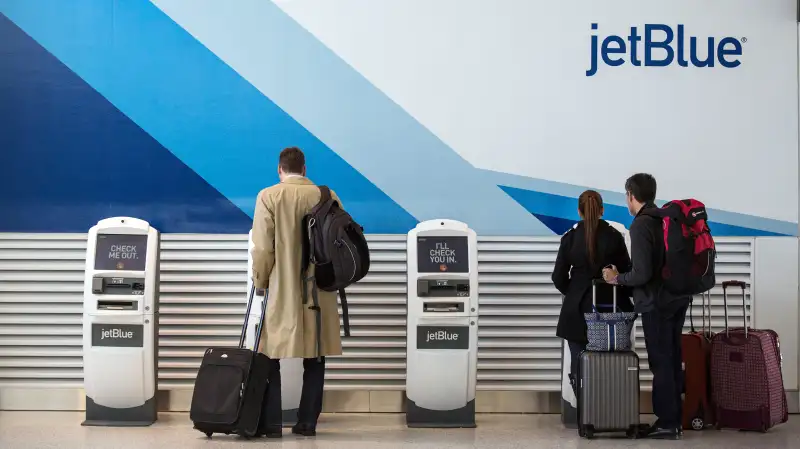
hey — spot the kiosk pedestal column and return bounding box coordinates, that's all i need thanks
[82,217,159,427]
[405,220,479,428]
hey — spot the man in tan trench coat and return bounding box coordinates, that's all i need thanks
[251,147,343,438]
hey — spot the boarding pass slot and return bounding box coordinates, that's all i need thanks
[423,302,465,313]
[97,300,138,311]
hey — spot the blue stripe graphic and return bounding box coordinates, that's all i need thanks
[487,170,796,237]
[502,185,789,237]
[150,0,550,235]
[0,1,417,234]
[0,13,252,233]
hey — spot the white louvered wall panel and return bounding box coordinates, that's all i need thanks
[0,234,752,392]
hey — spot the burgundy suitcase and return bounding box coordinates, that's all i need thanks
[681,291,715,431]
[710,281,788,432]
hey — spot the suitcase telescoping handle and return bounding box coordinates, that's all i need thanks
[689,291,711,335]
[721,280,748,338]
[591,278,617,312]
[238,283,268,351]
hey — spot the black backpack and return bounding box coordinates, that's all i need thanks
[301,186,370,357]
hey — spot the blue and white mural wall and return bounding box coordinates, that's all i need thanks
[1,0,797,235]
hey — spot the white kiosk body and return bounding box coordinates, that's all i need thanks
[243,230,303,426]
[82,217,159,426]
[405,219,479,428]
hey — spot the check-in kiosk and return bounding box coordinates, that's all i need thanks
[82,217,159,426]
[405,220,479,428]
[243,230,303,427]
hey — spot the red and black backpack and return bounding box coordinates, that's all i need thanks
[642,199,716,296]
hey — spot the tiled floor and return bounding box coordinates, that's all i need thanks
[0,412,798,449]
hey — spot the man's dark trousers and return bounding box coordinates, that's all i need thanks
[642,304,688,429]
[261,357,326,428]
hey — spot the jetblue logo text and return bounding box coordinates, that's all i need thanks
[91,323,144,348]
[426,329,459,343]
[101,328,134,340]
[587,23,743,77]
[416,325,469,350]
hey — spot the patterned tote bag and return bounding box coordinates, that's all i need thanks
[584,280,637,352]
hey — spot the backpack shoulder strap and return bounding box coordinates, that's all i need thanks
[313,185,339,220]
[300,215,312,304]
[301,186,333,305]
[318,185,332,204]
[300,215,311,273]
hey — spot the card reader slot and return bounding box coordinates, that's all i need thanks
[423,302,464,313]
[97,300,137,311]
[417,279,470,297]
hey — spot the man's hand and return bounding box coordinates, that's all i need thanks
[602,265,619,284]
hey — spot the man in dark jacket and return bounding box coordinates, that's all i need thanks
[603,173,689,440]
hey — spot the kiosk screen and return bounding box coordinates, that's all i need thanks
[417,236,468,273]
[94,234,148,271]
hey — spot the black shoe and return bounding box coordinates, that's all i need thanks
[257,426,282,439]
[291,423,317,437]
[644,425,682,440]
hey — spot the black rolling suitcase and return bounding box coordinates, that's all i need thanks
[577,282,641,439]
[190,284,271,439]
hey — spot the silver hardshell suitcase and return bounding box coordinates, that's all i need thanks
[578,351,640,439]
[577,282,641,439]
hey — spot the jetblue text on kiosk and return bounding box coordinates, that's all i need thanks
[101,328,134,340]
[429,242,457,264]
[426,329,460,343]
[586,23,743,76]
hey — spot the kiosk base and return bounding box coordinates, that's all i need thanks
[282,409,299,427]
[561,398,578,429]
[82,396,157,427]
[405,395,476,428]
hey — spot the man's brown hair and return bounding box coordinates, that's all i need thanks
[279,147,305,174]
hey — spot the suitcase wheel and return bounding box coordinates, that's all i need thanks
[204,432,212,438]
[690,417,705,431]
[584,428,595,439]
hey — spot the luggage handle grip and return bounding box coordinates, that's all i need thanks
[591,278,617,312]
[722,280,746,289]
[722,280,748,339]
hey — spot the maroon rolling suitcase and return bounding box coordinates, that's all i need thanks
[710,281,788,432]
[681,291,715,431]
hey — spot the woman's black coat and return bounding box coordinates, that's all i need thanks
[553,220,634,343]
